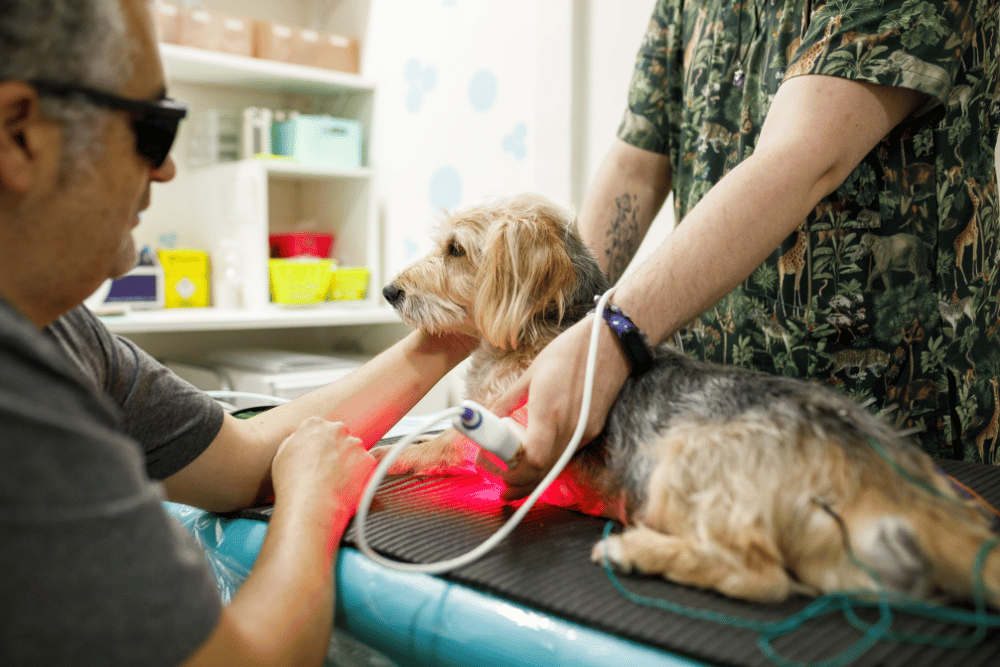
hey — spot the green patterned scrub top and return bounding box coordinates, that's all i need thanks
[619,0,999,462]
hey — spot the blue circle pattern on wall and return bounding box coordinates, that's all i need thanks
[404,58,437,113]
[430,167,462,211]
[403,237,421,263]
[469,70,497,111]
[503,123,527,161]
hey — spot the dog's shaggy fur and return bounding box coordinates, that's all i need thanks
[380,193,1000,606]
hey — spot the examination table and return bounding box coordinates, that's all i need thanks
[166,446,1000,667]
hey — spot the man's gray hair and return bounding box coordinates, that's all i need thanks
[0,0,133,170]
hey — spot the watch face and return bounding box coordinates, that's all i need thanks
[601,305,653,377]
[606,312,633,335]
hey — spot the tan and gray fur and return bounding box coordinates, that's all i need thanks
[381,193,1000,607]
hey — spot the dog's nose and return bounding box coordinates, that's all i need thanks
[382,283,404,304]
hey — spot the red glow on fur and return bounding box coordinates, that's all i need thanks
[371,406,625,522]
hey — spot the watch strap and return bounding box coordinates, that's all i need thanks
[595,298,654,378]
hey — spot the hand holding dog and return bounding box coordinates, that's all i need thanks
[488,314,631,501]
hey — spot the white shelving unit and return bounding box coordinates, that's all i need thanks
[156,43,376,93]
[100,304,400,335]
[91,5,459,416]
[101,42,399,337]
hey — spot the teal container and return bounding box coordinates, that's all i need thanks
[271,114,362,168]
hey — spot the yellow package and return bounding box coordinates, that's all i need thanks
[327,267,369,301]
[269,258,335,305]
[157,248,210,308]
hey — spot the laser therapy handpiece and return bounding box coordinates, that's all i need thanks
[452,400,523,464]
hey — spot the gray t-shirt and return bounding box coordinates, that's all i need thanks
[0,300,222,666]
[45,305,224,480]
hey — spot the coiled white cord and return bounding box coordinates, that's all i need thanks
[354,287,616,574]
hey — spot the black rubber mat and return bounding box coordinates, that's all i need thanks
[234,456,1000,667]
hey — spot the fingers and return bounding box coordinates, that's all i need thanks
[272,418,376,506]
[480,318,629,502]
[489,369,532,418]
[496,410,562,500]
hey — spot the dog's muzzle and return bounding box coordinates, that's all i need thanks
[383,283,404,306]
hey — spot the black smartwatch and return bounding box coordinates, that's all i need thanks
[597,299,654,378]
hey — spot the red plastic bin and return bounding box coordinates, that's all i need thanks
[269,233,334,258]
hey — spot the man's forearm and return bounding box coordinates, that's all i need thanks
[225,493,347,665]
[577,139,672,283]
[247,329,474,450]
[611,76,926,346]
[180,487,350,666]
[163,329,474,512]
[611,148,826,345]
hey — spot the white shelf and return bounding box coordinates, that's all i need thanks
[160,43,376,94]
[253,159,373,180]
[99,304,400,334]
[129,40,391,343]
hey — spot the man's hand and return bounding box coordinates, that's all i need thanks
[271,417,376,511]
[485,314,631,501]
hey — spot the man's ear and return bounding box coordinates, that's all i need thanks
[0,81,47,194]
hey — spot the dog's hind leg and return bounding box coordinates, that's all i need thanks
[793,506,931,599]
[889,495,1000,608]
[591,525,797,603]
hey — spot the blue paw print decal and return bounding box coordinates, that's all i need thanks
[404,58,437,113]
[503,123,527,160]
[430,166,462,211]
[469,70,497,112]
[403,237,421,263]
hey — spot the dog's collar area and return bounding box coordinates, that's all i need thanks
[593,297,654,378]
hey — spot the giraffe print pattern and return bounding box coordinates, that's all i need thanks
[783,14,843,79]
[618,0,1000,461]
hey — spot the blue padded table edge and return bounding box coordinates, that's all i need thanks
[164,502,708,667]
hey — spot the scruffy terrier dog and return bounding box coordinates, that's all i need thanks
[380,193,1000,606]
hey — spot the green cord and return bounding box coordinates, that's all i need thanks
[600,522,1000,667]
[866,437,958,502]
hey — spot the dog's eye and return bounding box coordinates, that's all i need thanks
[447,240,465,257]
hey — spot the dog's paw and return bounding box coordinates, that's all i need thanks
[591,536,633,573]
[369,444,416,475]
[370,433,472,476]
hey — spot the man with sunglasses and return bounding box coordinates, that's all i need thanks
[0,2,475,666]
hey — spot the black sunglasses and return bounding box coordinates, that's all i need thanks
[29,79,187,169]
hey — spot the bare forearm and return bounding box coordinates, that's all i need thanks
[164,329,473,513]
[577,139,671,282]
[181,419,374,667]
[218,495,348,666]
[612,148,827,344]
[247,329,474,450]
[611,76,925,345]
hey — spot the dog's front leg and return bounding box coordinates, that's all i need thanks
[369,427,477,475]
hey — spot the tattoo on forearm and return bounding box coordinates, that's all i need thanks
[605,193,641,283]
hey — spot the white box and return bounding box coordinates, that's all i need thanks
[166,349,366,410]
[164,348,454,416]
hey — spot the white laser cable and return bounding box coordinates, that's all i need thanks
[354,287,617,574]
[205,391,292,405]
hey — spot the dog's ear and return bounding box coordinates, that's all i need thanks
[474,212,576,349]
